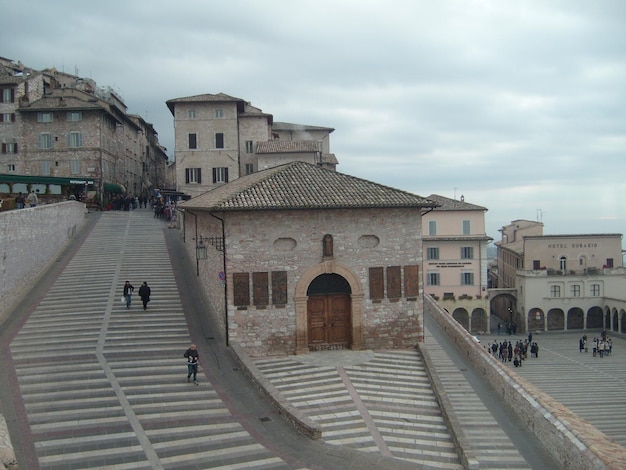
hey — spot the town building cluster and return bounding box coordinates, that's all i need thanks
[1,56,624,356]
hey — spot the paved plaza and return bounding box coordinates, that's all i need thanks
[0,209,624,469]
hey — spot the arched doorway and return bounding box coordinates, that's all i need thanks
[307,273,352,349]
[453,308,469,331]
[294,260,364,354]
[587,307,603,329]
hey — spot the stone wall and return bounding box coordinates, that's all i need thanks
[424,295,626,470]
[0,201,86,322]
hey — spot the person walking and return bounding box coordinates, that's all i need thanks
[27,190,38,207]
[138,281,151,310]
[123,280,134,309]
[184,344,199,385]
[15,192,25,209]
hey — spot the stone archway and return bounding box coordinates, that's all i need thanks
[294,260,364,354]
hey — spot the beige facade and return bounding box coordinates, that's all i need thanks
[0,58,168,205]
[492,221,625,334]
[179,162,436,357]
[166,93,336,198]
[422,194,492,333]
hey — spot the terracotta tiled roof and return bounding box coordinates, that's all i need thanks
[180,161,437,212]
[256,140,321,153]
[427,194,487,211]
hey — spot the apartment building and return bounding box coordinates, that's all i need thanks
[0,58,168,206]
[422,194,492,333]
[166,93,336,197]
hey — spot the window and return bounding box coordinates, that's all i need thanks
[461,246,474,259]
[461,272,474,285]
[427,247,439,260]
[590,284,600,296]
[428,220,437,236]
[462,219,470,235]
[427,272,440,286]
[605,258,614,268]
[215,133,224,149]
[37,112,53,123]
[570,285,581,297]
[533,260,541,270]
[1,143,17,154]
[41,160,51,175]
[38,133,53,149]
[245,140,254,153]
[1,113,15,122]
[67,111,82,122]
[245,163,254,175]
[7,164,15,172]
[2,88,14,103]
[214,108,224,118]
[187,109,196,119]
[67,132,83,148]
[188,133,197,149]
[550,285,561,297]
[213,167,229,183]
[70,160,80,175]
[185,167,201,184]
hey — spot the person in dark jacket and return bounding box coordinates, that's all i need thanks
[123,280,134,309]
[138,282,151,310]
[184,344,199,385]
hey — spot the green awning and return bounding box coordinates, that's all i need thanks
[103,182,124,193]
[0,174,95,185]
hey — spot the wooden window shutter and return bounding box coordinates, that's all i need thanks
[369,267,384,299]
[1,143,5,154]
[271,271,287,305]
[197,168,201,184]
[185,168,190,184]
[233,272,250,306]
[253,272,269,306]
[404,265,419,297]
[387,266,402,299]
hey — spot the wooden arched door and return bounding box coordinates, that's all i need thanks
[307,274,352,349]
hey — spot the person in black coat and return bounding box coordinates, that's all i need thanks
[123,281,134,309]
[184,344,199,385]
[138,282,151,310]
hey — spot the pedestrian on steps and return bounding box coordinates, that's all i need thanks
[138,281,151,310]
[123,280,134,309]
[184,344,199,385]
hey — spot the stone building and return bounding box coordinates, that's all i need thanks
[178,161,437,357]
[166,93,336,198]
[421,194,492,334]
[0,57,168,206]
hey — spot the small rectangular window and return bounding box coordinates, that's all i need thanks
[591,284,600,296]
[212,167,229,183]
[7,164,15,172]
[427,247,439,260]
[67,132,83,148]
[38,133,53,149]
[571,285,581,297]
[215,133,224,149]
[185,167,202,184]
[1,113,15,122]
[427,272,440,286]
[461,246,474,259]
[605,258,614,268]
[245,140,254,153]
[37,112,53,123]
[187,109,196,119]
[550,285,561,297]
[245,163,254,175]
[533,260,541,270]
[214,108,224,118]
[2,88,13,103]
[1,143,17,154]
[461,272,474,285]
[462,220,470,235]
[41,160,51,175]
[70,160,80,175]
[188,133,197,149]
[67,111,82,122]
[428,220,437,236]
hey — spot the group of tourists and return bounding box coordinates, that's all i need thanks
[497,321,518,336]
[488,332,539,368]
[579,332,613,357]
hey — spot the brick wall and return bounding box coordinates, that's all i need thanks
[0,202,86,321]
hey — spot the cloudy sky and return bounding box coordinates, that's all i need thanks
[3,0,625,242]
